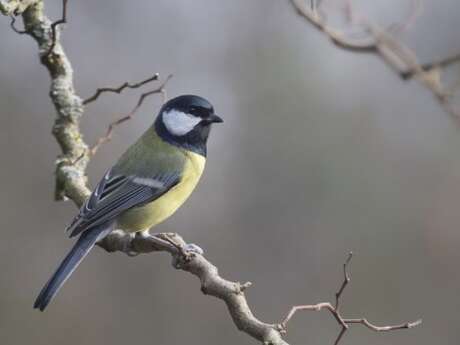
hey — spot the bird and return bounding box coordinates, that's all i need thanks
[33,94,223,311]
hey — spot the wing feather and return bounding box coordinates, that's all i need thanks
[67,170,180,237]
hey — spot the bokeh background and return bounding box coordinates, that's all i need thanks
[1,0,460,344]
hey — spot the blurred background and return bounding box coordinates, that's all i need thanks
[1,0,460,344]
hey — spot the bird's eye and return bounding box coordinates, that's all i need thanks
[189,106,206,117]
[188,107,198,115]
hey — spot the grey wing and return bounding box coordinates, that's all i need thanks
[67,169,181,238]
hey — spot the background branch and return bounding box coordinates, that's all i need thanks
[99,231,289,345]
[289,0,460,120]
[98,233,420,345]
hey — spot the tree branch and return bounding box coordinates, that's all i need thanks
[0,0,38,16]
[2,1,421,344]
[12,0,91,204]
[400,53,460,80]
[98,231,289,345]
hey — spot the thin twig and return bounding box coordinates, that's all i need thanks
[343,318,422,332]
[10,15,26,33]
[89,74,173,155]
[335,251,352,310]
[83,73,160,105]
[334,327,347,345]
[42,0,68,60]
[278,253,421,345]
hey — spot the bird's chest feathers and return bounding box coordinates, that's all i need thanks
[118,152,206,232]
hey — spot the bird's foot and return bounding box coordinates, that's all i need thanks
[157,233,204,263]
[184,243,204,255]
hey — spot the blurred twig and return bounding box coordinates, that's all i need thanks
[289,0,460,120]
[386,0,422,35]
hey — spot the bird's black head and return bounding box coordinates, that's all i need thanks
[154,95,223,156]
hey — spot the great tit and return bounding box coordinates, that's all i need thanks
[34,94,223,311]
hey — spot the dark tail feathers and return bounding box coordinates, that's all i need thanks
[33,224,112,311]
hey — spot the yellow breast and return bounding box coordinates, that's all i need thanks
[117,151,206,232]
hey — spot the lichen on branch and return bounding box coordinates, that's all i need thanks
[15,0,91,203]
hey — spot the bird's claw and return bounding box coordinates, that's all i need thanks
[157,233,204,264]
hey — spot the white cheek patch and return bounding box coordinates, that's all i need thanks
[162,110,201,136]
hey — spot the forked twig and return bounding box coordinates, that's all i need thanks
[278,253,421,345]
[83,73,160,105]
[90,74,173,155]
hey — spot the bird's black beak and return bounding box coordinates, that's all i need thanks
[208,114,223,124]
